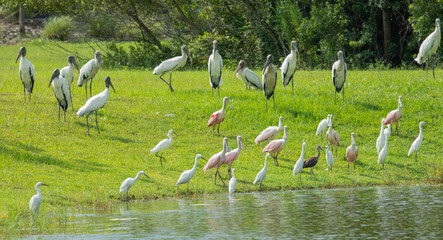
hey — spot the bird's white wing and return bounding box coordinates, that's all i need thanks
[61,79,71,108]
[76,91,107,117]
[177,169,193,185]
[253,169,264,184]
[281,55,290,85]
[229,177,236,194]
[408,137,420,156]
[153,56,182,75]
[316,119,328,135]
[119,178,132,193]
[244,68,262,90]
[78,59,94,86]
[150,139,170,153]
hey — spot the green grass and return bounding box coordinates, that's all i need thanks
[0,40,442,236]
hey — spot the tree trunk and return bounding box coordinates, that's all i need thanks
[19,4,25,36]
[170,0,202,35]
[382,0,393,64]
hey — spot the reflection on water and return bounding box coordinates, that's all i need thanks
[27,186,442,239]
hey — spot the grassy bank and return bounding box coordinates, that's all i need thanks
[0,41,442,236]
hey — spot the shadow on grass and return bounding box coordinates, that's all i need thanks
[353,101,381,111]
[109,136,135,143]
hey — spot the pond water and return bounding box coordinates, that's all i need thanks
[28,185,442,239]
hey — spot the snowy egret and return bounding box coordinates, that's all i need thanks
[326,115,340,157]
[262,126,288,166]
[303,145,324,179]
[150,129,176,166]
[253,153,269,189]
[281,41,298,94]
[207,97,233,136]
[332,50,347,104]
[223,136,246,178]
[255,116,283,144]
[293,142,306,182]
[16,46,35,103]
[60,55,79,110]
[119,171,149,200]
[324,145,334,172]
[378,131,390,170]
[262,54,277,110]
[153,45,191,92]
[29,182,48,214]
[208,40,223,96]
[346,133,359,174]
[376,118,386,154]
[203,137,228,186]
[415,18,440,78]
[235,60,262,90]
[77,50,103,99]
[229,168,237,195]
[176,154,206,194]
[408,121,427,162]
[385,96,403,136]
[316,114,331,141]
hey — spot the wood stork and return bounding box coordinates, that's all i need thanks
[316,114,331,141]
[153,45,191,92]
[376,118,386,154]
[176,154,206,194]
[60,55,79,110]
[415,18,440,78]
[281,41,298,94]
[293,142,306,183]
[378,131,390,170]
[119,171,149,200]
[29,182,48,214]
[385,96,403,136]
[207,96,234,136]
[253,153,268,189]
[346,133,359,175]
[16,46,35,103]
[262,125,288,166]
[324,145,334,172]
[77,50,103,99]
[76,76,115,136]
[332,50,346,104]
[223,136,246,178]
[49,69,71,122]
[208,40,223,96]
[262,54,277,111]
[408,121,427,162]
[303,145,323,179]
[229,168,236,194]
[203,137,228,186]
[235,60,263,90]
[150,129,176,166]
[255,116,283,144]
[326,115,340,157]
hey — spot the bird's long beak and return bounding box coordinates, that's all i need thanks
[49,71,57,87]
[15,52,21,63]
[188,53,192,64]
[201,157,207,162]
[110,81,115,92]
[320,147,325,153]
[234,65,241,77]
[143,173,149,178]
[74,60,80,72]
[240,139,246,150]
[173,131,178,135]
[228,99,234,110]
[42,183,48,186]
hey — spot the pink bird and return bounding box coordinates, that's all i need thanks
[255,116,283,144]
[262,126,288,166]
[384,96,403,136]
[223,136,246,178]
[326,115,340,157]
[346,132,358,175]
[207,97,234,136]
[203,137,228,185]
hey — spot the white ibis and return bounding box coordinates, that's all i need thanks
[229,168,237,195]
[60,55,79,110]
[253,153,269,189]
[293,142,306,182]
[223,136,246,178]
[176,154,206,194]
[385,96,403,136]
[281,41,298,94]
[234,60,263,90]
[303,145,324,179]
[255,116,283,144]
[408,121,428,162]
[415,18,441,78]
[77,50,103,99]
[326,115,340,157]
[76,76,115,135]
[346,133,359,174]
[332,50,346,104]
[49,69,71,122]
[207,96,234,136]
[262,125,288,166]
[316,114,331,141]
[378,131,390,170]
[208,40,223,96]
[16,46,35,103]
[203,137,228,186]
[324,145,334,172]
[119,171,149,200]
[150,129,176,166]
[29,182,48,214]
[153,45,191,92]
[262,54,277,110]
[376,118,386,154]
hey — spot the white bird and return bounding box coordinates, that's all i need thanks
[49,69,71,121]
[324,145,334,172]
[415,18,441,78]
[29,182,48,214]
[332,50,347,104]
[376,118,386,154]
[119,171,149,200]
[293,142,306,182]
[76,76,115,135]
[176,154,206,194]
[408,121,428,162]
[77,50,103,99]
[378,131,390,170]
[262,54,277,111]
[229,168,237,195]
[384,124,392,136]
[316,114,331,140]
[16,46,35,103]
[253,153,269,189]
[281,41,298,94]
[255,116,283,144]
[153,45,191,92]
[150,129,177,166]
[208,40,223,96]
[234,60,263,90]
[60,55,79,110]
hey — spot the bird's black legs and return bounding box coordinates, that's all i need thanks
[432,56,436,79]
[292,79,294,94]
[187,182,189,195]
[354,161,356,172]
[212,125,215,136]
[426,61,429,78]
[212,88,213,96]
[218,87,220,96]
[23,88,26,103]
[63,109,66,122]
[228,167,232,179]
[214,171,217,185]
[259,180,262,189]
[273,94,275,109]
[343,86,345,103]
[155,152,165,166]
[29,93,31,103]
[89,79,93,97]
[335,91,337,104]
[217,170,225,186]
[217,124,220,136]
[95,111,100,134]
[347,162,350,175]
[299,173,302,183]
[265,99,268,111]
[396,121,399,136]
[169,73,174,92]
[310,168,313,180]
[84,84,88,100]
[274,152,280,166]
[85,112,91,136]
[58,106,61,121]
[415,152,417,162]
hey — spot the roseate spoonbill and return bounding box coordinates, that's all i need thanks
[150,129,176,166]
[119,171,149,201]
[235,60,262,90]
[415,18,440,78]
[326,115,340,157]
[255,116,283,144]
[229,168,236,195]
[203,137,228,186]
[60,55,79,110]
[384,96,403,136]
[316,114,331,141]
[76,76,115,135]
[332,50,346,104]
[49,69,71,122]
[281,41,298,94]
[223,136,246,178]
[303,145,324,179]
[262,126,288,166]
[77,50,102,99]
[16,46,35,103]
[262,54,277,110]
[208,40,223,96]
[253,153,269,189]
[207,96,233,136]
[153,45,191,92]
[293,142,306,182]
[378,131,390,170]
[176,154,206,194]
[29,182,48,214]
[325,145,334,172]
[346,133,359,175]
[408,121,428,162]
[376,118,386,154]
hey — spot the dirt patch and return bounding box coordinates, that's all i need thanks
[0,18,43,44]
